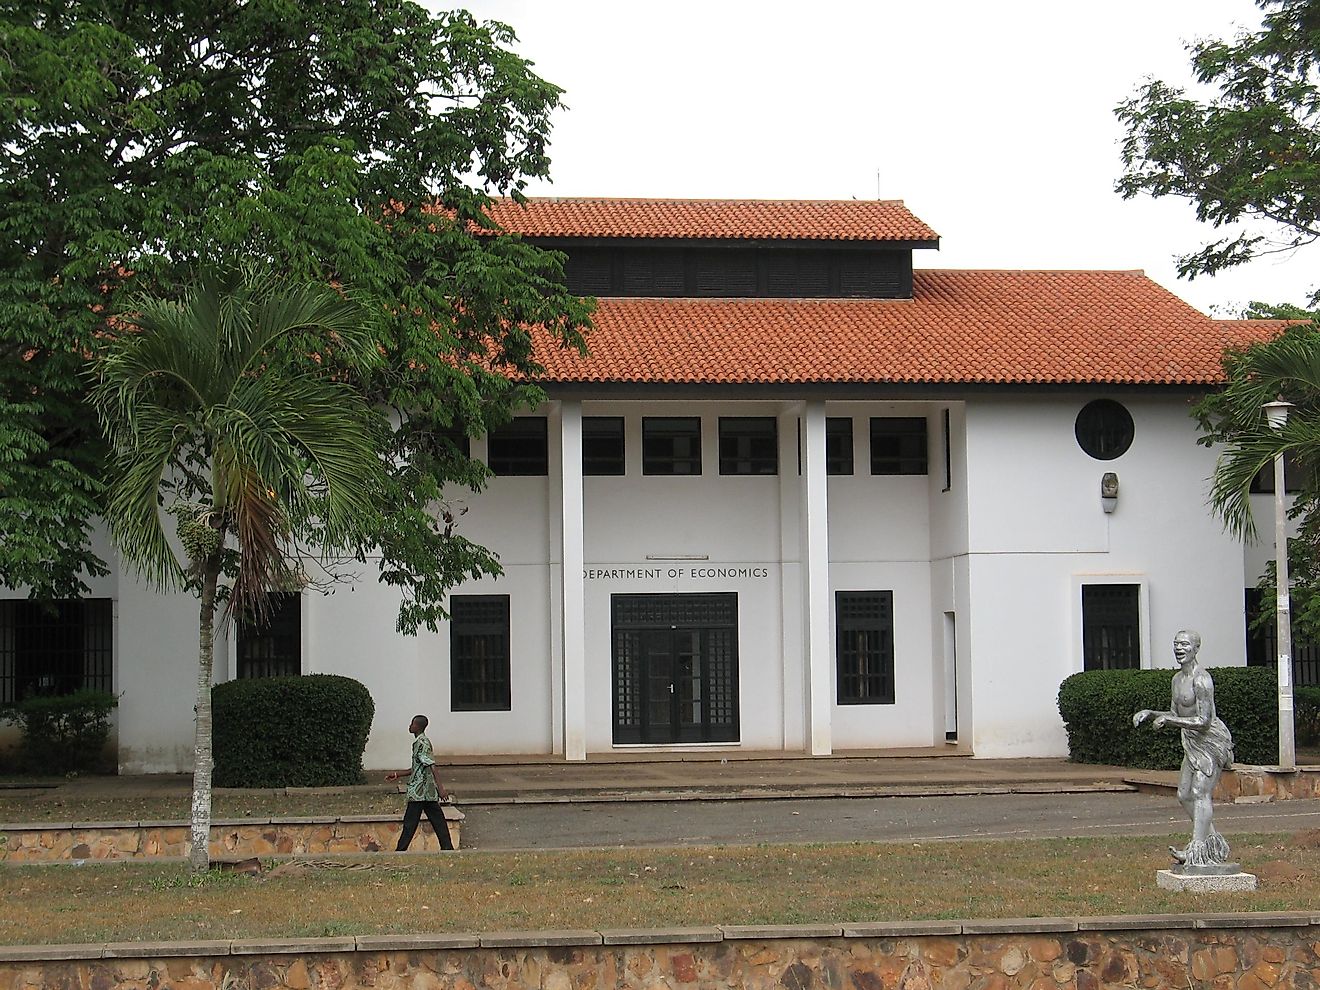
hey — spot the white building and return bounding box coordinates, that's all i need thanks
[1,199,1291,773]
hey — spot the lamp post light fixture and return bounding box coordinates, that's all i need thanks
[1263,398,1296,771]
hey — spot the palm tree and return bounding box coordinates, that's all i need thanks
[92,267,385,871]
[1200,327,1319,541]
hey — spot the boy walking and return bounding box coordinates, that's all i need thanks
[385,714,454,851]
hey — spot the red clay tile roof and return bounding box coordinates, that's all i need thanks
[531,270,1287,387]
[483,198,939,243]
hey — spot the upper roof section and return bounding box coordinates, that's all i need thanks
[530,270,1286,388]
[482,197,940,245]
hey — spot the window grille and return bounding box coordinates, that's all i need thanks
[622,249,685,296]
[488,418,548,476]
[839,252,904,297]
[835,591,895,704]
[766,250,830,296]
[1074,400,1134,461]
[1081,584,1140,670]
[564,249,614,295]
[642,417,702,475]
[0,599,113,704]
[718,417,777,475]
[692,249,757,295]
[237,593,302,678]
[560,244,910,299]
[583,416,625,476]
[451,595,511,711]
[1245,588,1320,686]
[870,417,928,475]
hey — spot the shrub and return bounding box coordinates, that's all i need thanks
[212,674,374,788]
[0,690,118,774]
[1057,666,1278,769]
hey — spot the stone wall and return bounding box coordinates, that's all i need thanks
[0,915,1317,990]
[1120,766,1320,804]
[1223,766,1320,801]
[0,810,462,862]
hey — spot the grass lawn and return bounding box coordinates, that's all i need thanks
[2,766,1319,946]
[0,833,1317,945]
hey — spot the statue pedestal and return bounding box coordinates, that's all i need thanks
[1156,866,1258,892]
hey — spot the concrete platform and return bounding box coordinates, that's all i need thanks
[1156,869,1259,892]
[4,751,1145,805]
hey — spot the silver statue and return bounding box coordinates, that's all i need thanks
[1133,630,1235,869]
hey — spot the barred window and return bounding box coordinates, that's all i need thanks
[643,417,702,475]
[237,593,302,678]
[835,591,895,705]
[0,599,113,704]
[718,417,777,475]
[451,595,511,711]
[488,418,548,476]
[1081,584,1140,670]
[1075,400,1134,461]
[870,417,927,475]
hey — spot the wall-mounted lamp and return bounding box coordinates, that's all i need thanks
[1100,472,1119,513]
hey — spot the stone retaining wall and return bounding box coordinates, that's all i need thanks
[0,809,462,863]
[0,914,1317,989]
[1225,766,1320,801]
[1123,765,1320,803]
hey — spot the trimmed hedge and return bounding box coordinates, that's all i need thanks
[0,689,118,774]
[212,674,374,788]
[1057,666,1278,769]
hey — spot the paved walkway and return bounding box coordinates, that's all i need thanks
[10,750,1154,805]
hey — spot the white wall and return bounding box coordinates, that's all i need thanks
[115,561,213,774]
[962,395,1248,758]
[7,391,1270,770]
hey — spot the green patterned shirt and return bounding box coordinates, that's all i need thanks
[406,732,439,802]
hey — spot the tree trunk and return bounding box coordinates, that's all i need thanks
[188,561,220,873]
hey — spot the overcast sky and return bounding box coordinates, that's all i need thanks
[448,1,1314,316]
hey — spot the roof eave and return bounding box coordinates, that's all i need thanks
[537,380,1221,400]
[505,235,941,251]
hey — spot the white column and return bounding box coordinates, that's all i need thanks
[559,400,588,761]
[777,408,806,750]
[800,400,832,755]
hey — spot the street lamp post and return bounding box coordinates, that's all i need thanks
[1264,398,1296,771]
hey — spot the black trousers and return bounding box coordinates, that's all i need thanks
[396,800,454,851]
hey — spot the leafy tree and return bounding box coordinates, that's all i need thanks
[1120,1,1320,648]
[92,268,387,871]
[1115,0,1320,295]
[1241,301,1318,321]
[1,1,592,620]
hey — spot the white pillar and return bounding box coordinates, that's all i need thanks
[800,400,832,755]
[777,408,806,750]
[559,400,587,761]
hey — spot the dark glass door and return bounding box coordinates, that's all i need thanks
[612,594,738,744]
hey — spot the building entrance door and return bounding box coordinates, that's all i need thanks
[612,593,739,744]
